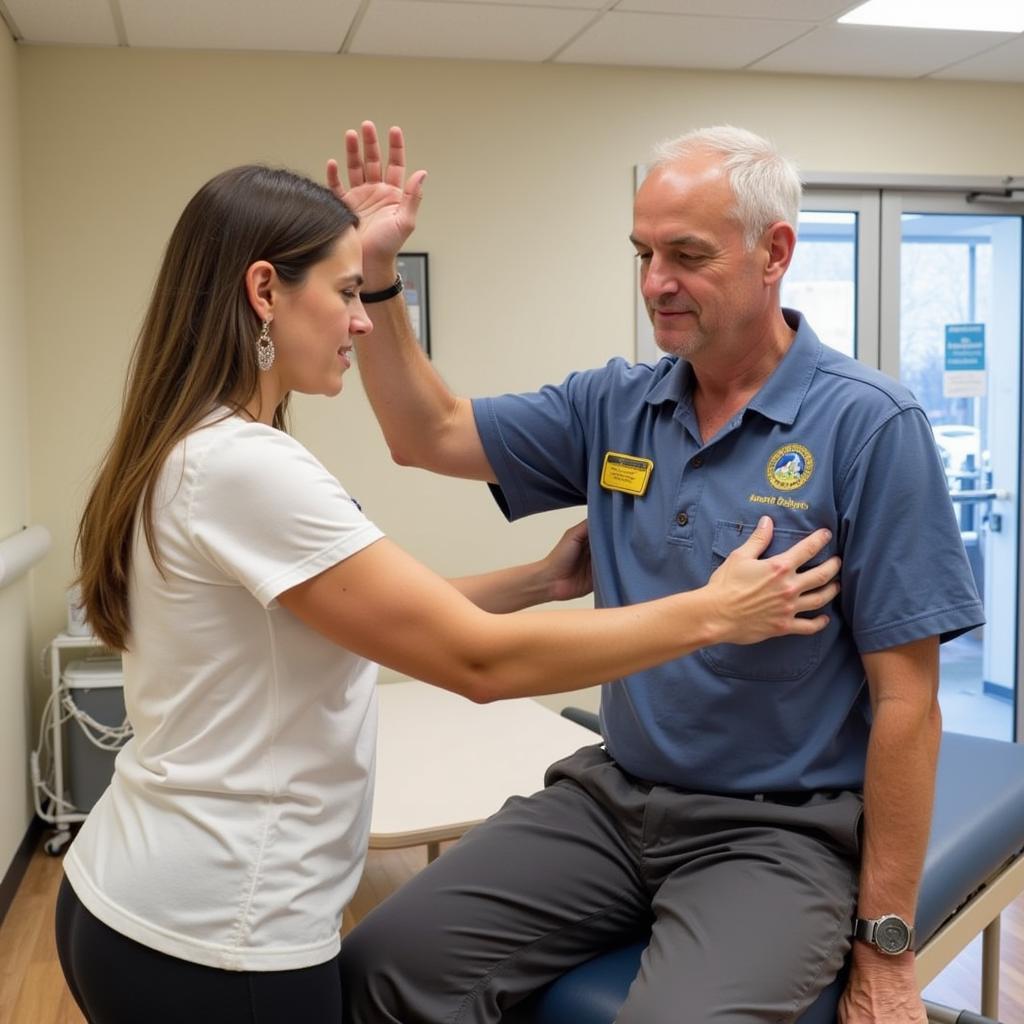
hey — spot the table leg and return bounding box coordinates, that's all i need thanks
[981,916,1001,1021]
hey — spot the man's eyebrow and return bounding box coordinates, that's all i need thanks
[669,236,716,252]
[629,234,717,253]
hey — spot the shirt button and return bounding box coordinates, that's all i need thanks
[676,512,689,527]
[691,455,704,468]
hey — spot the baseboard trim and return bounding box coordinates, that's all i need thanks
[0,816,45,929]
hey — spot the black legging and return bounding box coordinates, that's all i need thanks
[55,875,344,1023]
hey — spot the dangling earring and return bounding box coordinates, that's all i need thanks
[257,319,275,371]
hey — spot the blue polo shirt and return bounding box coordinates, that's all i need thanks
[472,310,984,794]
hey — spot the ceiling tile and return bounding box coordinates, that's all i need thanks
[119,0,361,53]
[613,0,858,22]
[931,35,1024,83]
[750,24,1017,77]
[350,0,594,61]
[6,0,118,45]
[557,11,814,68]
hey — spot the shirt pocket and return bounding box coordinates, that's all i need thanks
[699,519,831,682]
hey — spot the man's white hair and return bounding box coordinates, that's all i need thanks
[651,125,801,250]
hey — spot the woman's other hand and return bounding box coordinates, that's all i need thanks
[541,520,593,603]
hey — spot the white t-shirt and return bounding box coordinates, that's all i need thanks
[64,411,385,971]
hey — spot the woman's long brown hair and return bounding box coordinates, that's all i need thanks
[76,165,358,649]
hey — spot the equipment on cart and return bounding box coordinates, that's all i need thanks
[32,648,131,855]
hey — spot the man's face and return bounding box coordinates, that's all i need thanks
[631,154,770,361]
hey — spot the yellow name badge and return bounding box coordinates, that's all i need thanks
[600,451,654,497]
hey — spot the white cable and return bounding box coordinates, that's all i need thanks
[31,687,80,819]
[32,666,133,822]
[60,692,133,750]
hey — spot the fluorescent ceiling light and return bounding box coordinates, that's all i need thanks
[839,0,1024,33]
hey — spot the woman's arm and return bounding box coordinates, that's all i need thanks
[278,516,839,703]
[448,521,591,614]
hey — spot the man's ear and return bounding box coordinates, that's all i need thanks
[244,261,278,321]
[762,221,797,285]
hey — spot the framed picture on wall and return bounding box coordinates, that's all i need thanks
[397,252,431,357]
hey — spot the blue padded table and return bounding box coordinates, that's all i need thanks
[505,730,1024,1024]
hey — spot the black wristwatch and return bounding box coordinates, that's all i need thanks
[853,914,915,955]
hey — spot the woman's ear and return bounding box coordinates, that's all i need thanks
[244,261,277,321]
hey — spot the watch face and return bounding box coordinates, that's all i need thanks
[876,916,911,954]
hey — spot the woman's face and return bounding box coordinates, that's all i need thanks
[270,229,371,398]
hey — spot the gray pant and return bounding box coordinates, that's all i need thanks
[340,744,862,1024]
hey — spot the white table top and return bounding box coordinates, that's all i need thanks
[369,680,601,849]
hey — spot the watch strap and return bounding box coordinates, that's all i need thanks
[361,275,404,304]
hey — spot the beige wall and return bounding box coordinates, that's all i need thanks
[17,47,1024,720]
[0,28,33,873]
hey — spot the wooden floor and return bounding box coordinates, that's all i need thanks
[1,835,1021,1023]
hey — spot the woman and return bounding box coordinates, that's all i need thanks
[55,163,839,1024]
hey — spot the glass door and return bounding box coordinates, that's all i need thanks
[880,194,1022,742]
[796,187,1022,741]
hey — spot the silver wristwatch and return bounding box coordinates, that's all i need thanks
[853,914,915,955]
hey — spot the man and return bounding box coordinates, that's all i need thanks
[332,123,984,1024]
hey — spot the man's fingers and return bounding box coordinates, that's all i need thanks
[326,159,344,196]
[735,516,774,558]
[345,129,364,187]
[385,125,406,188]
[341,122,417,197]
[361,121,383,182]
[400,169,428,225]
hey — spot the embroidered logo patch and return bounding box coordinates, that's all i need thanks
[766,444,814,491]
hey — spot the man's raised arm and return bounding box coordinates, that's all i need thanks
[328,122,495,482]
